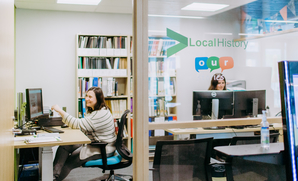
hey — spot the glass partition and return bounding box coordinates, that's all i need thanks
[145,0,295,179]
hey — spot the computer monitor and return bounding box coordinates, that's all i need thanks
[192,90,234,120]
[233,90,266,118]
[26,88,43,121]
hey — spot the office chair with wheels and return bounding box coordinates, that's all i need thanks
[151,137,213,181]
[83,110,132,181]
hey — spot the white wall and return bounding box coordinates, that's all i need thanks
[16,9,132,116]
[16,8,294,121]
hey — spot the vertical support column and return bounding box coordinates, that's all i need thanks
[39,147,53,181]
[133,0,149,180]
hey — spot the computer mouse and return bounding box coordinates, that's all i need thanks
[61,124,68,128]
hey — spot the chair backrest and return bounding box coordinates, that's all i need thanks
[153,137,213,181]
[230,133,280,145]
[115,110,132,161]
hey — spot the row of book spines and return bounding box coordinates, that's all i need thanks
[148,40,175,56]
[79,36,127,49]
[148,77,176,96]
[148,116,177,136]
[78,57,127,69]
[115,117,133,138]
[105,99,127,118]
[148,98,171,117]
[113,119,129,138]
[148,57,176,75]
[78,77,123,98]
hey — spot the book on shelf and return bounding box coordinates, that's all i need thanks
[81,98,86,118]
[107,78,114,96]
[148,117,153,137]
[78,99,82,118]
[102,77,108,96]
[113,118,128,138]
[130,98,133,114]
[131,117,133,138]
[114,119,119,135]
[93,77,98,87]
[130,78,133,96]
[106,59,112,69]
[148,38,175,56]
[157,78,164,95]
[115,81,118,96]
[154,117,165,136]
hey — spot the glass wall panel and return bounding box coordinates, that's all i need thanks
[146,0,295,180]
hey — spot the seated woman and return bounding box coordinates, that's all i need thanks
[51,87,116,181]
[208,73,227,90]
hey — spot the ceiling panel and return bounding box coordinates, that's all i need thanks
[15,0,256,16]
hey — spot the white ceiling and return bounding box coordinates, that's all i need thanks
[14,0,255,16]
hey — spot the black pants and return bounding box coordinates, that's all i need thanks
[53,144,104,181]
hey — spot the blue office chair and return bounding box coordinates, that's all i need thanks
[83,110,133,181]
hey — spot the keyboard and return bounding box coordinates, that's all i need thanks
[203,126,226,130]
[42,127,64,133]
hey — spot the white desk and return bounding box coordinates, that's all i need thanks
[166,123,283,140]
[14,127,91,181]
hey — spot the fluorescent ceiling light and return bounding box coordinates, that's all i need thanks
[148,14,204,19]
[239,33,264,36]
[57,0,101,5]
[205,33,233,35]
[182,3,229,12]
[148,30,166,33]
[264,20,298,23]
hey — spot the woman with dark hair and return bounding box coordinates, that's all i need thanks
[51,87,116,181]
[208,73,227,90]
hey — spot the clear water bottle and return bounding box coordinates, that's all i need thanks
[261,110,270,150]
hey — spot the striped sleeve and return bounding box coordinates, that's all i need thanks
[62,113,94,132]
[62,109,116,144]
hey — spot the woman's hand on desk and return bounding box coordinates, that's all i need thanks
[51,105,66,117]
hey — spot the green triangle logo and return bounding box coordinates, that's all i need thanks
[167,28,188,57]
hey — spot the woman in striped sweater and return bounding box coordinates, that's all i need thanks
[51,87,116,181]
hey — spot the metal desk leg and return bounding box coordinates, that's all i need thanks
[39,147,53,181]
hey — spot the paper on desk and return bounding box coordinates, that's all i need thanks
[14,136,35,141]
[24,136,62,144]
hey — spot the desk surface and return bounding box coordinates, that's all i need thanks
[214,142,284,157]
[14,127,91,149]
[165,123,282,135]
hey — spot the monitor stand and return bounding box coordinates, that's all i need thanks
[252,98,259,117]
[211,99,219,120]
[203,99,225,130]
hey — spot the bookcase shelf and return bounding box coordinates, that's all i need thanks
[76,34,133,151]
[148,36,178,139]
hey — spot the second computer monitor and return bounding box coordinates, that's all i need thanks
[193,90,234,119]
[26,88,43,121]
[233,90,266,118]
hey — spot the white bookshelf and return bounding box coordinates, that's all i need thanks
[75,34,133,150]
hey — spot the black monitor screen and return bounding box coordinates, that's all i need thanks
[192,90,233,119]
[233,90,266,118]
[26,88,43,120]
